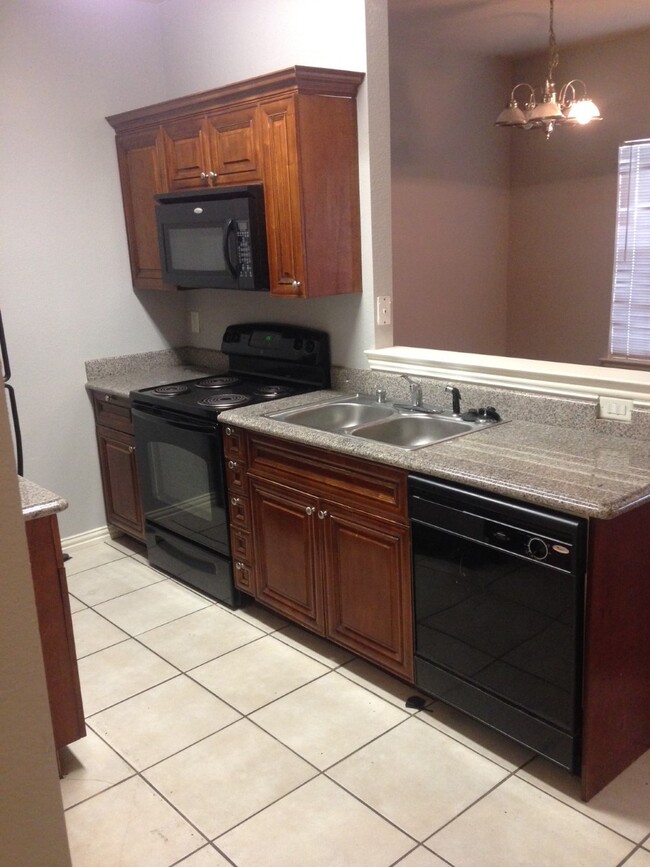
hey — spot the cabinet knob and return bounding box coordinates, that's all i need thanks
[318,510,328,520]
[235,561,243,571]
[128,445,135,454]
[305,506,315,516]
[225,427,233,436]
[200,171,218,180]
[228,460,237,470]
[231,497,240,506]
[104,394,112,402]
[292,279,302,290]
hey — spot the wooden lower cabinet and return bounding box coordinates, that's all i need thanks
[26,514,85,769]
[238,431,413,681]
[323,506,412,674]
[249,477,324,633]
[92,392,145,542]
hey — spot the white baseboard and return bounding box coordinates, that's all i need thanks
[61,525,111,550]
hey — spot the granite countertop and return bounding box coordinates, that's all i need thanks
[219,391,650,520]
[20,477,68,521]
[85,364,216,399]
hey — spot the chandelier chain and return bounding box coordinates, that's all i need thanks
[547,0,559,82]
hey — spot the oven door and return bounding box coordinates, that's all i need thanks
[132,406,230,556]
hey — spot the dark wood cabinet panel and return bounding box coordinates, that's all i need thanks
[162,115,210,191]
[207,105,261,183]
[91,392,144,542]
[249,476,324,633]
[96,425,145,541]
[26,514,85,766]
[323,507,413,679]
[114,127,169,290]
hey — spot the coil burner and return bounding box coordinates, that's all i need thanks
[153,384,191,396]
[254,384,294,399]
[194,376,241,389]
[198,393,249,409]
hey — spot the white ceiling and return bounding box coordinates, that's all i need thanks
[388,0,650,55]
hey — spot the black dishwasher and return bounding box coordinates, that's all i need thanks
[409,474,587,772]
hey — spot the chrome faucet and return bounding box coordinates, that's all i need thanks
[401,374,423,409]
[445,384,462,416]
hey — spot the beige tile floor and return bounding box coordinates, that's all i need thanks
[61,538,650,867]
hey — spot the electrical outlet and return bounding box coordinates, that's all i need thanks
[376,295,392,326]
[598,396,632,421]
[190,311,200,334]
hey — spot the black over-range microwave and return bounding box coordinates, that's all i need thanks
[155,184,269,290]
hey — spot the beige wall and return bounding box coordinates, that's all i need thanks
[389,17,650,366]
[0,387,71,866]
[507,29,650,363]
[389,8,512,354]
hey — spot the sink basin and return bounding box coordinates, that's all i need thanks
[352,414,474,449]
[269,400,394,433]
[267,394,502,450]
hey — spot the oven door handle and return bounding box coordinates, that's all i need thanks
[132,406,219,435]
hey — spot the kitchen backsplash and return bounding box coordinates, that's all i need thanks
[331,366,650,442]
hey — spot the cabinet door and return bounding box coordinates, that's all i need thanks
[26,515,85,754]
[96,425,145,541]
[206,106,261,183]
[161,116,211,190]
[115,128,168,289]
[249,476,324,633]
[259,95,306,297]
[323,505,413,679]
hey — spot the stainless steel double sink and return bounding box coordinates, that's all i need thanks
[267,393,502,450]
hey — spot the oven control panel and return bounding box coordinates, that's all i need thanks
[222,323,329,366]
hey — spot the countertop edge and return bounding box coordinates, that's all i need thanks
[20,477,68,521]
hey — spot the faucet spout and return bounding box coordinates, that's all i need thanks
[445,384,462,416]
[401,374,423,408]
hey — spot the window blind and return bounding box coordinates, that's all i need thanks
[609,139,650,360]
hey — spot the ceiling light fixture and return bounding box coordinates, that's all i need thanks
[495,0,602,139]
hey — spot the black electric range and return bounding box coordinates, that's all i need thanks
[132,322,331,419]
[129,323,330,605]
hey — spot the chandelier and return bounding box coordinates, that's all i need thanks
[495,0,602,139]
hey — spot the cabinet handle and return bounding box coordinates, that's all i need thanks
[305,506,315,516]
[231,497,240,506]
[225,427,233,436]
[228,460,237,470]
[278,277,302,290]
[318,510,328,519]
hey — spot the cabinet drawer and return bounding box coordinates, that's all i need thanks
[225,457,247,492]
[233,559,254,592]
[247,433,408,521]
[230,527,253,563]
[228,493,250,529]
[222,424,248,462]
[93,392,133,433]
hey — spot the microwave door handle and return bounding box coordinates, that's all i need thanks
[223,219,239,279]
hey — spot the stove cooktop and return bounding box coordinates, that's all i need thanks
[132,373,318,419]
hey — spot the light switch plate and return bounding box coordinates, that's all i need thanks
[376,295,392,326]
[190,311,200,334]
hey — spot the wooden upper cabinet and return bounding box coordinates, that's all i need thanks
[114,127,169,290]
[106,66,364,296]
[260,91,362,298]
[162,115,211,190]
[206,105,261,183]
[162,106,261,191]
